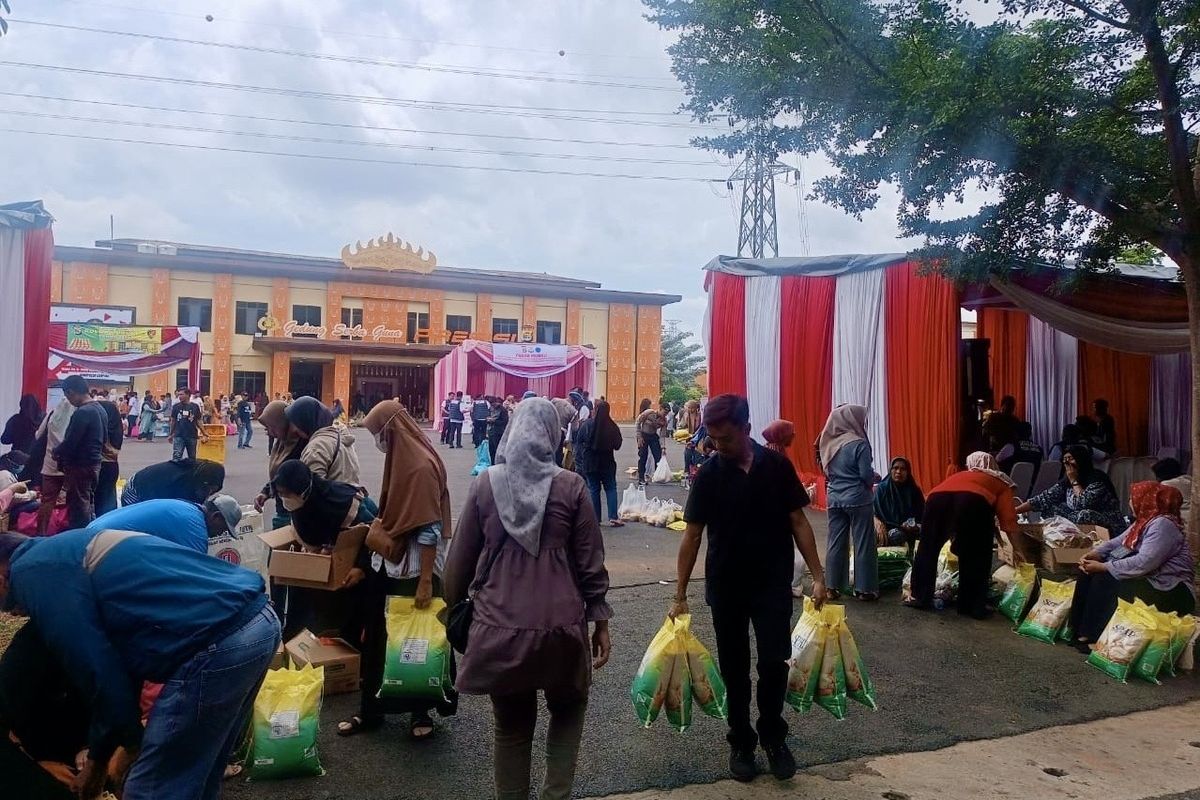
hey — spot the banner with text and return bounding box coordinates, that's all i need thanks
[491,343,569,369]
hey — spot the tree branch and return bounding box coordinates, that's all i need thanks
[1056,0,1136,30]
[796,0,888,80]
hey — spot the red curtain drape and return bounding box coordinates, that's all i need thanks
[707,272,746,398]
[1077,341,1152,456]
[885,262,961,492]
[975,307,1029,417]
[780,275,835,494]
[23,227,53,400]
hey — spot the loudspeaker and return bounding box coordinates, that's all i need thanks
[960,339,991,405]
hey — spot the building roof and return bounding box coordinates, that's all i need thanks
[52,238,681,306]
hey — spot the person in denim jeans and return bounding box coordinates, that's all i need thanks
[0,530,279,800]
[817,405,879,600]
[236,395,254,449]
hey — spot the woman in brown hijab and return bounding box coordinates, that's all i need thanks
[253,400,305,529]
[337,399,455,740]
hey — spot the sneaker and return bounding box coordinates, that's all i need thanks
[729,745,758,782]
[762,742,796,780]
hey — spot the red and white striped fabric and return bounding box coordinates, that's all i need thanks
[0,201,54,419]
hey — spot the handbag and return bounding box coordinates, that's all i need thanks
[446,529,506,654]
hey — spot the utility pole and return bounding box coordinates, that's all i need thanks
[730,123,793,258]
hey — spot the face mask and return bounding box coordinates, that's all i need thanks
[375,434,389,454]
[281,495,304,512]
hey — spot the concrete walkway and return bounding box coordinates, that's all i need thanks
[595,700,1200,800]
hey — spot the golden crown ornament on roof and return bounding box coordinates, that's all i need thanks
[340,233,437,273]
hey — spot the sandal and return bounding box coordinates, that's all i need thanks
[410,712,435,741]
[854,591,880,602]
[825,589,842,601]
[606,519,625,528]
[337,715,384,737]
[223,764,244,780]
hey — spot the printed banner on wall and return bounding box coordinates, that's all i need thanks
[65,323,162,354]
[47,323,201,385]
[492,343,569,368]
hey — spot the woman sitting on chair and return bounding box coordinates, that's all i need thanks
[1016,445,1123,532]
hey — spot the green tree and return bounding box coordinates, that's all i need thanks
[0,1,11,36]
[647,0,1200,525]
[661,325,705,393]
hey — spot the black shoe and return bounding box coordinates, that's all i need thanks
[729,745,758,782]
[762,741,796,780]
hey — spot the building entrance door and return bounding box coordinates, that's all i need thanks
[289,361,323,400]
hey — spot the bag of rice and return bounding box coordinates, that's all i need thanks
[631,616,693,731]
[1088,599,1155,682]
[1169,614,1197,672]
[785,598,824,712]
[838,613,876,710]
[379,596,452,702]
[998,563,1037,624]
[248,664,325,780]
[814,605,848,720]
[1130,601,1171,684]
[1016,578,1074,644]
[678,618,727,720]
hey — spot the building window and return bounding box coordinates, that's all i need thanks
[175,368,211,397]
[535,320,562,345]
[446,314,472,344]
[235,301,268,336]
[407,311,430,343]
[291,305,322,338]
[232,370,266,399]
[340,307,364,340]
[177,297,212,332]
[492,317,519,342]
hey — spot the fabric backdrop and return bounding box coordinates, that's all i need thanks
[0,229,25,424]
[1149,353,1192,463]
[780,275,835,477]
[708,272,747,397]
[976,307,1029,418]
[832,268,889,473]
[1026,318,1079,450]
[1077,341,1152,457]
[744,275,781,442]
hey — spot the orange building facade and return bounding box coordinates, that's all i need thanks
[51,237,678,420]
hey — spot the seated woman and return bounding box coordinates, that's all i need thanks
[908,452,1017,619]
[873,456,925,552]
[1016,445,1123,531]
[1070,481,1196,650]
[119,458,224,506]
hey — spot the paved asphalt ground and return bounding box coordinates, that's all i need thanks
[117,425,1200,800]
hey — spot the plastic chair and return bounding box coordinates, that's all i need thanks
[1009,461,1035,501]
[1030,460,1061,497]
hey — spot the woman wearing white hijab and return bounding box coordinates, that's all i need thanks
[444,398,612,800]
[816,404,878,600]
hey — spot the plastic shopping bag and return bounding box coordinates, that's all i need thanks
[630,615,692,731]
[652,455,673,484]
[838,613,877,710]
[379,596,452,702]
[814,605,848,720]
[1088,599,1155,682]
[247,665,325,780]
[678,616,727,720]
[1169,614,1198,672]
[998,563,1037,624]
[1016,578,1074,644]
[470,441,492,476]
[785,598,824,713]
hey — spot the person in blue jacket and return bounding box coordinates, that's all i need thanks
[84,495,242,554]
[0,530,279,800]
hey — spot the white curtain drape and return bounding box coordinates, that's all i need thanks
[1149,352,1192,463]
[743,275,781,442]
[0,229,25,423]
[1026,317,1079,450]
[832,269,889,473]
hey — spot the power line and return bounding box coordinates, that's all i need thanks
[0,109,721,166]
[0,61,710,128]
[0,127,728,182]
[13,19,682,92]
[0,92,702,150]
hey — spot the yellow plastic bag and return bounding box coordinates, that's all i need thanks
[380,596,452,702]
[815,605,848,720]
[998,563,1037,624]
[1088,599,1155,682]
[1016,578,1074,644]
[666,520,686,531]
[785,598,824,713]
[1169,614,1197,673]
[838,612,876,710]
[248,664,325,780]
[678,617,727,720]
[630,615,692,731]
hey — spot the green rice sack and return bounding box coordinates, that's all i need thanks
[838,614,876,710]
[1131,600,1172,684]
[248,665,325,780]
[680,619,727,720]
[1087,600,1154,683]
[379,596,452,702]
[998,563,1037,624]
[814,604,848,720]
[630,615,692,731]
[1016,578,1074,644]
[785,598,824,713]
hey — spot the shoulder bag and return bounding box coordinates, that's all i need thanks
[446,529,507,654]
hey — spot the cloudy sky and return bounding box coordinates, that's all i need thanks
[1,0,920,335]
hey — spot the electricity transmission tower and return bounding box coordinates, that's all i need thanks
[730,125,793,258]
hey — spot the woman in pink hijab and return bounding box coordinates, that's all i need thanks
[762,419,795,456]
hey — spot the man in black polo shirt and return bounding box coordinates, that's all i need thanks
[671,394,827,783]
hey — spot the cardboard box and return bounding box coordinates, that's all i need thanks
[259,523,368,590]
[284,629,361,694]
[1037,525,1110,573]
[268,642,287,671]
[996,523,1043,567]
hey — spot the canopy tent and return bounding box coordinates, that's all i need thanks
[704,253,1190,505]
[432,340,596,427]
[47,322,202,389]
[0,201,54,418]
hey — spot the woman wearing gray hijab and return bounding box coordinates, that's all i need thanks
[445,398,612,800]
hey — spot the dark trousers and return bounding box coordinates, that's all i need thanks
[588,464,618,522]
[636,433,662,483]
[710,590,791,749]
[447,420,463,448]
[1071,571,1197,642]
[911,491,994,616]
[472,420,487,448]
[62,463,101,529]
[441,419,451,444]
[491,689,587,800]
[95,461,120,516]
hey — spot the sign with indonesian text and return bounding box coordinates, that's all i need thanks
[66,323,162,354]
[492,343,569,368]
